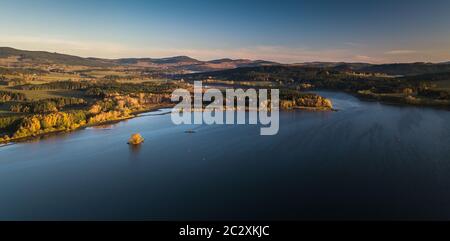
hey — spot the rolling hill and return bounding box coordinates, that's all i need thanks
[0,47,111,67]
[0,47,279,72]
[1,47,449,75]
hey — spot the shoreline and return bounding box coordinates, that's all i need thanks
[0,103,175,146]
[4,88,448,146]
[350,92,450,110]
[293,106,338,111]
[354,93,450,111]
[1,102,334,145]
[314,88,450,111]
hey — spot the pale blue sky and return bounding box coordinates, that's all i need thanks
[0,0,449,63]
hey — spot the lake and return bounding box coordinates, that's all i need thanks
[0,91,450,220]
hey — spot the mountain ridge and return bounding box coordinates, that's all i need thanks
[0,47,279,72]
[1,47,449,75]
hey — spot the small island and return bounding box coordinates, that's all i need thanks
[128,133,144,145]
[280,90,333,111]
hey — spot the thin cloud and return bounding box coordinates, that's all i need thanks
[3,35,441,63]
[157,46,376,63]
[384,50,418,55]
[352,55,375,62]
[344,42,366,48]
[0,35,133,58]
[0,36,368,63]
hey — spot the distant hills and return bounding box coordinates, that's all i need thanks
[1,47,450,75]
[0,47,109,67]
[106,56,278,72]
[294,62,450,76]
[0,47,278,72]
[332,62,450,76]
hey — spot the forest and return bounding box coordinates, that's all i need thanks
[0,80,179,143]
[2,47,450,143]
[182,65,450,107]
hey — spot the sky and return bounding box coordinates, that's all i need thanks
[0,0,449,63]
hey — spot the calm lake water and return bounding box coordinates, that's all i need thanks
[1,91,450,220]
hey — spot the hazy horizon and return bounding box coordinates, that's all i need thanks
[1,0,449,64]
[2,45,450,64]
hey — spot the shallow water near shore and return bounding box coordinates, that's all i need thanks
[0,91,450,220]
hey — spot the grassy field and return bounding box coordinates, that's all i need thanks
[0,86,86,100]
[88,70,130,78]
[0,109,11,114]
[37,73,83,82]
[434,80,450,91]
[0,109,18,117]
[118,78,170,83]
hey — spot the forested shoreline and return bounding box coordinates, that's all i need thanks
[2,51,450,143]
[0,81,177,143]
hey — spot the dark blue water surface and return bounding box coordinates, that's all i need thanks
[1,91,450,220]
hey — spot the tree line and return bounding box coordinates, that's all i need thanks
[0,90,27,102]
[9,98,87,113]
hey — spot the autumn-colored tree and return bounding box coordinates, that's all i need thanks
[403,88,414,96]
[13,116,41,138]
[128,133,144,145]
